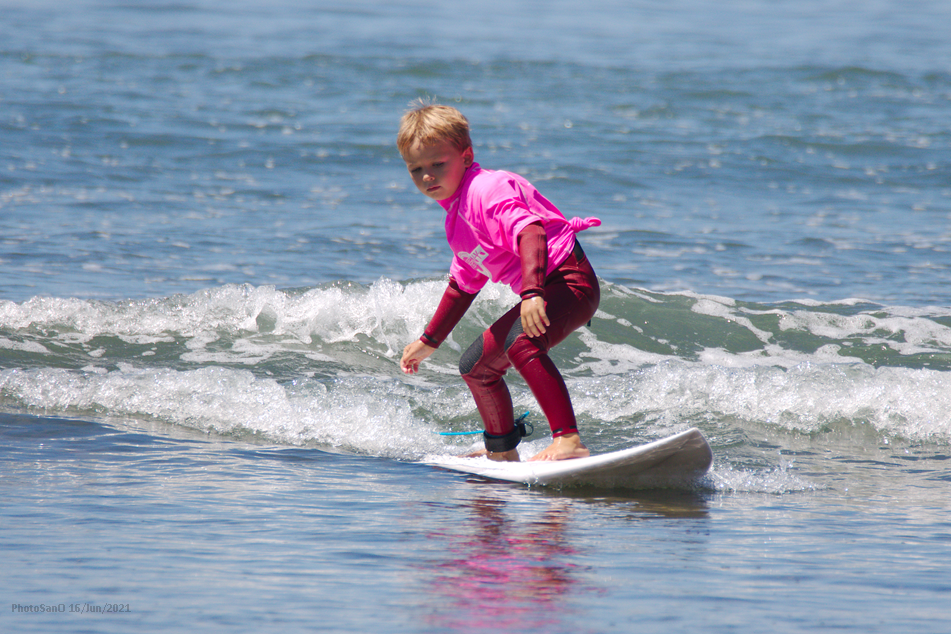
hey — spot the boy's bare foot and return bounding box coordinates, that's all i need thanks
[465,448,520,462]
[528,433,589,462]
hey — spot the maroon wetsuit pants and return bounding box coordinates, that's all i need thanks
[459,241,600,452]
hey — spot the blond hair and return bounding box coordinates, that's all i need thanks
[397,100,472,158]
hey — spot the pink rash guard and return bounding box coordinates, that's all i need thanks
[438,162,600,295]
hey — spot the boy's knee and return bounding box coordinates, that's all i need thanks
[459,335,484,376]
[503,319,550,370]
[505,335,545,371]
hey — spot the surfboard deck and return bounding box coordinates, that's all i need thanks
[423,427,713,489]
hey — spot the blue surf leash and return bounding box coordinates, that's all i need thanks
[438,411,533,437]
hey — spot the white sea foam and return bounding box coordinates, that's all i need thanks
[568,359,951,443]
[0,364,459,459]
[0,337,49,354]
[2,281,951,457]
[707,462,821,494]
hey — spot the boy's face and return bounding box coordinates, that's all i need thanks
[403,139,474,202]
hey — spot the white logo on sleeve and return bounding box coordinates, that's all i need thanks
[459,244,491,276]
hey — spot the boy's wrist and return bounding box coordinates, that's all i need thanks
[420,332,440,348]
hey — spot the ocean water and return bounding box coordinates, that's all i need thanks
[2,1,951,632]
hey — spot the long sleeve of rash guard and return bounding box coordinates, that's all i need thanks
[517,222,548,300]
[420,277,478,348]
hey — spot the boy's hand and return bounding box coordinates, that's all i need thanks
[521,296,550,338]
[401,340,436,374]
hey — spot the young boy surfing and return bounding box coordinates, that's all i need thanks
[397,102,600,462]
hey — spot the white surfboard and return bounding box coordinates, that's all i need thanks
[423,427,713,489]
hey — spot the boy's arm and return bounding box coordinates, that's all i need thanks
[401,277,478,374]
[517,222,548,300]
[517,222,550,338]
[420,277,478,348]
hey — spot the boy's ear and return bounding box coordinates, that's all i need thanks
[463,146,474,165]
